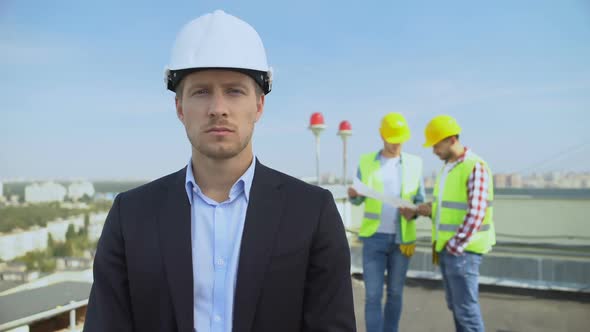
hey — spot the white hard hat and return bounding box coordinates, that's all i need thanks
[165,10,272,94]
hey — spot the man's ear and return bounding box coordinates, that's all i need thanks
[255,94,265,122]
[175,96,184,122]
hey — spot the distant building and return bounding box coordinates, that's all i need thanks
[56,257,93,271]
[95,192,117,201]
[47,216,84,242]
[0,227,49,261]
[0,262,26,272]
[545,171,562,182]
[508,174,523,188]
[494,174,508,188]
[0,215,87,260]
[0,262,39,282]
[24,182,67,203]
[88,212,108,242]
[68,181,95,201]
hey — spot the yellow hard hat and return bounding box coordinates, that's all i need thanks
[423,115,462,147]
[380,112,410,144]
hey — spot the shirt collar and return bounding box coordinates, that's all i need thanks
[185,156,256,205]
[377,150,404,163]
[456,147,470,163]
[444,147,471,170]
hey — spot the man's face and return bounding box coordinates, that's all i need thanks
[433,137,454,161]
[383,141,402,156]
[175,70,264,160]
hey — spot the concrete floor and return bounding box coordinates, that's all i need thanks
[352,277,590,332]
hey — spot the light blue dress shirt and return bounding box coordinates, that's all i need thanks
[376,155,402,234]
[185,157,256,332]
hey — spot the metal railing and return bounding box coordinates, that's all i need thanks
[0,299,87,332]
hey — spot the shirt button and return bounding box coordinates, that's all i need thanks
[216,258,225,266]
[214,315,221,322]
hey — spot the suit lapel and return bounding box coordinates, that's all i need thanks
[157,168,193,332]
[233,161,284,332]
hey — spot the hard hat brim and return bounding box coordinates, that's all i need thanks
[423,133,459,148]
[382,133,410,144]
[167,67,272,94]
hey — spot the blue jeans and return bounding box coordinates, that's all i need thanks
[362,233,410,332]
[439,250,485,332]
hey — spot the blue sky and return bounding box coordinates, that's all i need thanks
[1,0,589,180]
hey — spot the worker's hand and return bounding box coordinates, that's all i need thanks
[348,187,362,198]
[417,202,432,217]
[444,243,463,257]
[400,243,416,257]
[399,207,417,220]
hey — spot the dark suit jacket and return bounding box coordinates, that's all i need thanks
[84,161,356,331]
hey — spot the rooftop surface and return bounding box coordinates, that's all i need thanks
[352,277,590,332]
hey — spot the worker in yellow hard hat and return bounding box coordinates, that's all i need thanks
[348,112,425,332]
[416,114,495,332]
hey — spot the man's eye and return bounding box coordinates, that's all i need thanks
[227,88,244,95]
[192,89,209,96]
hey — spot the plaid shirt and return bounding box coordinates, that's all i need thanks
[445,148,490,255]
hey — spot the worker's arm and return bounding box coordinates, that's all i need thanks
[84,194,134,331]
[400,176,427,220]
[445,162,489,255]
[302,189,356,331]
[348,167,365,205]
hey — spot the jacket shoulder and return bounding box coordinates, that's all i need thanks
[116,168,185,203]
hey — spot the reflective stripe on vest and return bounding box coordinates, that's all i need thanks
[438,223,491,232]
[364,212,380,220]
[441,200,493,210]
